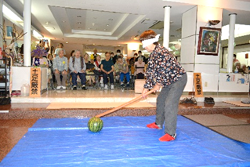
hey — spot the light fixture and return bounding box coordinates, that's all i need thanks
[66,42,68,44]
[32,30,43,39]
[208,20,220,26]
[3,4,22,22]
[106,24,109,26]
[77,22,81,24]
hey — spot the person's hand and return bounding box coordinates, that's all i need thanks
[62,70,67,75]
[74,70,77,73]
[142,88,149,98]
[54,69,59,74]
[107,71,110,74]
[152,84,161,93]
[81,70,85,73]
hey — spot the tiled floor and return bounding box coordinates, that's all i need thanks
[0,119,38,162]
[11,89,250,103]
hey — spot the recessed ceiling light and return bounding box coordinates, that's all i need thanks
[62,20,66,23]
[45,21,49,25]
[92,23,95,26]
[77,22,81,24]
[66,42,68,43]
[77,16,81,18]
[108,19,113,21]
[106,24,109,26]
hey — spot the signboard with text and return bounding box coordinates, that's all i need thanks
[29,67,41,97]
[194,73,203,97]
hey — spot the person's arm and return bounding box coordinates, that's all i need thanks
[68,57,74,72]
[64,57,68,71]
[53,57,58,71]
[125,64,129,74]
[100,64,107,74]
[109,65,114,74]
[82,59,86,73]
[108,61,114,74]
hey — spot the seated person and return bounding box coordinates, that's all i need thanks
[69,50,87,90]
[114,56,130,87]
[241,64,248,74]
[53,49,68,90]
[94,55,103,86]
[86,59,96,86]
[233,62,241,73]
[101,52,114,90]
[32,56,48,67]
[134,57,145,79]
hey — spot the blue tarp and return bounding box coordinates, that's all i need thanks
[1,116,250,167]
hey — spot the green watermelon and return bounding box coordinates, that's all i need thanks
[88,117,103,132]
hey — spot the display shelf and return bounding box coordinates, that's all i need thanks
[0,57,11,97]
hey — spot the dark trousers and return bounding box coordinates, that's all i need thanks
[156,73,187,136]
[71,72,86,86]
[103,72,114,85]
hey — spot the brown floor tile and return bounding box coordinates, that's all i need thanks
[0,119,38,162]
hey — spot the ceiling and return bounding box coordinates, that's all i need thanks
[4,0,250,49]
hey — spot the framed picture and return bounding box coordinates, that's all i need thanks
[197,27,221,55]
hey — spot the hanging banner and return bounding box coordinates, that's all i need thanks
[194,73,203,97]
[29,67,41,97]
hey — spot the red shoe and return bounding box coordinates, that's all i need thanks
[146,122,161,129]
[159,133,176,142]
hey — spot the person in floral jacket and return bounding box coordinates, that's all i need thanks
[140,30,187,142]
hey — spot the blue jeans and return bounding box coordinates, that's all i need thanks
[103,72,114,85]
[71,72,86,86]
[120,72,130,83]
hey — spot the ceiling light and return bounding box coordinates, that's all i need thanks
[32,30,43,39]
[77,22,81,24]
[92,23,95,26]
[45,21,50,25]
[77,16,81,18]
[208,20,220,26]
[62,20,66,23]
[108,19,113,21]
[106,24,109,26]
[3,4,22,22]
[66,42,68,43]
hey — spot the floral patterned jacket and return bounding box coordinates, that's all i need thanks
[144,45,186,89]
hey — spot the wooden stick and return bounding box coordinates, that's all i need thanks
[95,89,155,118]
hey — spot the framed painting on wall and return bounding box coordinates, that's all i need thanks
[197,27,221,56]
